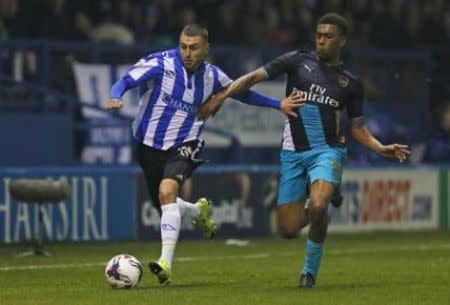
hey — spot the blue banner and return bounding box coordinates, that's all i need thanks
[0,166,139,243]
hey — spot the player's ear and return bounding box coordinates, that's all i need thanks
[339,37,346,48]
[204,42,210,54]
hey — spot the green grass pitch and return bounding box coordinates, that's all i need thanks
[0,231,449,305]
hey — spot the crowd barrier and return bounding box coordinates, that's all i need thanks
[0,165,448,243]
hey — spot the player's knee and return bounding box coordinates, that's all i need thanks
[278,224,300,239]
[158,188,177,205]
[308,201,327,224]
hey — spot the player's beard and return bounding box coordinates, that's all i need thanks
[184,59,200,72]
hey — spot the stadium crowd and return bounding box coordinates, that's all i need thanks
[1,0,449,48]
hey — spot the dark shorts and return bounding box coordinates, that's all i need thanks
[136,140,204,210]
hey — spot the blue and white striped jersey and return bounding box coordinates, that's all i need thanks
[111,48,232,150]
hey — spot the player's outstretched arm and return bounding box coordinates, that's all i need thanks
[197,67,268,120]
[198,88,303,121]
[106,56,163,111]
[226,67,268,96]
[106,79,128,110]
[231,89,304,117]
[351,117,410,162]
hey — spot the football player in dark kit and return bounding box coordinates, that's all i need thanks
[198,13,410,288]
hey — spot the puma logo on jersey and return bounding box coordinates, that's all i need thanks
[304,64,312,73]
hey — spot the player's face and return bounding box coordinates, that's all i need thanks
[315,24,346,62]
[179,33,209,72]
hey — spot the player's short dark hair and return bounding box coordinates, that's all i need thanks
[181,24,208,42]
[317,13,348,36]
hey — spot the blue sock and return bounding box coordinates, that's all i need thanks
[302,239,324,278]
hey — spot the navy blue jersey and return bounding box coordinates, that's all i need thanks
[263,51,363,151]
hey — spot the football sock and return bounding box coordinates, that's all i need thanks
[176,197,200,218]
[303,238,324,278]
[160,203,181,268]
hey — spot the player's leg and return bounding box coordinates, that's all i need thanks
[136,142,164,216]
[178,178,209,222]
[277,201,308,238]
[150,178,180,283]
[163,146,215,238]
[149,141,214,284]
[330,184,343,208]
[299,148,346,288]
[305,179,343,211]
[149,176,187,285]
[299,180,335,288]
[180,177,193,201]
[136,143,174,284]
[141,169,163,216]
[277,150,308,238]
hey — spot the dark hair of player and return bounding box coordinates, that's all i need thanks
[317,13,349,37]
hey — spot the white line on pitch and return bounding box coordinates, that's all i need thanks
[0,243,449,271]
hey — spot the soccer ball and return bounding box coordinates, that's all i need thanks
[105,254,143,289]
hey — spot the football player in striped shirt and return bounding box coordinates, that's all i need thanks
[106,24,303,285]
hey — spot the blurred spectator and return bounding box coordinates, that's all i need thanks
[241,0,268,46]
[209,3,241,45]
[91,22,134,44]
[0,0,18,39]
[423,100,450,163]
[422,0,448,46]
[0,0,37,82]
[72,0,135,44]
[175,7,197,33]
[292,1,314,48]
[149,0,177,41]
[443,9,450,42]
[135,1,175,46]
[72,0,109,40]
[370,0,410,48]
[90,0,135,45]
[265,5,295,48]
[35,0,72,39]
[321,0,344,15]
[278,0,296,26]
[403,1,422,47]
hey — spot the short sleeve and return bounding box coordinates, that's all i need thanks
[346,79,364,118]
[125,57,163,82]
[212,66,233,94]
[263,51,300,79]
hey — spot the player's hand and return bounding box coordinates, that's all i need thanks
[106,99,123,110]
[197,94,226,121]
[379,144,410,163]
[281,89,305,118]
